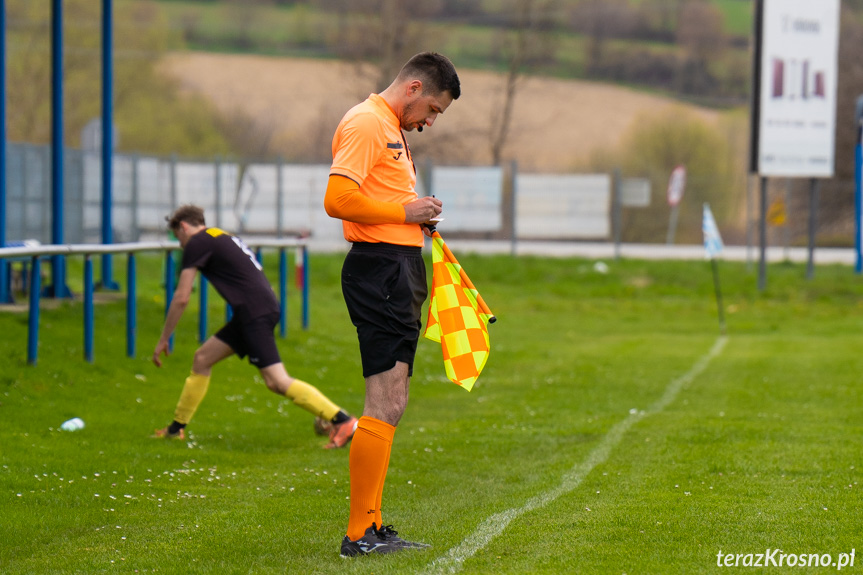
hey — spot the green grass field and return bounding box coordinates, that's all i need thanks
[2,252,862,574]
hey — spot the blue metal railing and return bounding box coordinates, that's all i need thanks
[0,238,309,365]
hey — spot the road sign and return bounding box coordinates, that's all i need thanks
[667,165,686,207]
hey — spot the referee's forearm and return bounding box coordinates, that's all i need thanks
[325,174,405,223]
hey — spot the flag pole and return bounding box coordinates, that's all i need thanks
[430,230,496,323]
[710,257,726,335]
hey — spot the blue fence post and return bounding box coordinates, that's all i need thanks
[48,0,70,299]
[165,250,175,351]
[0,0,9,304]
[856,96,863,273]
[99,0,119,291]
[27,257,41,365]
[126,252,136,357]
[198,275,208,343]
[279,247,287,338]
[302,245,309,330]
[856,120,862,273]
[84,256,94,363]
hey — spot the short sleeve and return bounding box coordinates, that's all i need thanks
[181,234,211,270]
[331,111,386,186]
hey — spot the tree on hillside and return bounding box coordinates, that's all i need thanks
[589,106,740,243]
[834,7,863,182]
[226,0,276,51]
[675,0,726,95]
[376,0,410,92]
[332,1,437,95]
[6,0,231,156]
[570,0,635,75]
[806,5,863,241]
[488,0,557,165]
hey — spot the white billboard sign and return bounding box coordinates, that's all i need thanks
[515,173,611,239]
[755,0,839,177]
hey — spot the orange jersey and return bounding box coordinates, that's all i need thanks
[329,93,423,247]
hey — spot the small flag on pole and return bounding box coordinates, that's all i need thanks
[703,203,724,260]
[425,231,495,391]
[703,203,726,335]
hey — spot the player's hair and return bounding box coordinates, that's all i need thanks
[397,52,461,100]
[166,204,206,231]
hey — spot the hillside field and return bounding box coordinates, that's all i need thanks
[159,52,726,172]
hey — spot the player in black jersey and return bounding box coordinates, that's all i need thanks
[152,205,357,448]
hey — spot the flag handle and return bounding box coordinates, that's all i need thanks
[431,231,496,323]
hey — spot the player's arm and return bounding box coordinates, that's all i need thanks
[324,175,442,224]
[152,267,198,367]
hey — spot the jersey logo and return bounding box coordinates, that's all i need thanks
[387,143,404,161]
[206,228,227,237]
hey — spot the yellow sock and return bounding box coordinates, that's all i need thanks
[173,371,211,425]
[284,379,340,421]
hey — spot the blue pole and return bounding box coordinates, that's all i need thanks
[27,257,41,365]
[279,248,287,338]
[165,250,175,351]
[100,0,118,290]
[126,252,136,357]
[0,0,9,304]
[49,0,70,298]
[302,246,309,330]
[84,256,94,362]
[856,124,862,273]
[198,275,208,343]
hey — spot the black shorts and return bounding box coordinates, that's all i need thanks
[341,242,428,378]
[214,311,281,369]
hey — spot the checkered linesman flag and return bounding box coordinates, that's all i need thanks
[424,231,495,391]
[703,203,724,260]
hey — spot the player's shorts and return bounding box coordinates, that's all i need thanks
[214,311,281,369]
[341,242,428,378]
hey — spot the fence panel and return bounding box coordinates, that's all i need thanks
[516,173,611,240]
[3,142,642,249]
[429,166,503,232]
[281,164,344,244]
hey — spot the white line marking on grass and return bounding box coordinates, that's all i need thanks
[423,336,728,575]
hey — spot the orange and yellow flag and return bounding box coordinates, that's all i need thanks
[424,231,494,391]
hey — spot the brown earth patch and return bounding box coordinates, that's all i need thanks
[159,51,721,172]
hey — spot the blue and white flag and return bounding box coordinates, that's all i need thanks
[703,203,724,259]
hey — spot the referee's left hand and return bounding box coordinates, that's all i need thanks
[405,196,442,224]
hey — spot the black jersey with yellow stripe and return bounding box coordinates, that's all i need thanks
[181,228,279,320]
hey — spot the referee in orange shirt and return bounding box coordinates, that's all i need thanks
[324,52,461,556]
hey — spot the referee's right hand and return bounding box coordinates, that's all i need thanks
[152,339,170,367]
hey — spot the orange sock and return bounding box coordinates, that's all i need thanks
[374,444,392,528]
[346,416,395,541]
